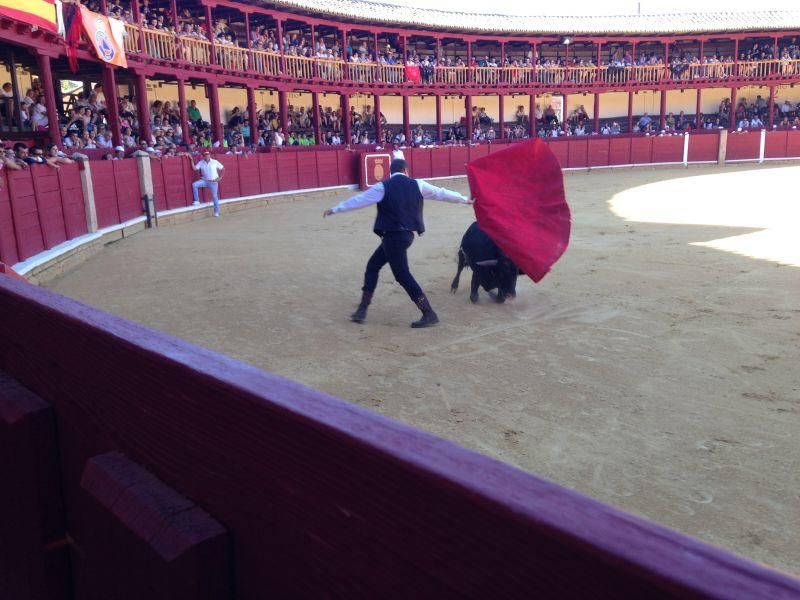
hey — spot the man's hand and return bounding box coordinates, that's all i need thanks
[323,208,334,218]
[465,197,475,204]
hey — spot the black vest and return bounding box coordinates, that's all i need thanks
[373,174,425,235]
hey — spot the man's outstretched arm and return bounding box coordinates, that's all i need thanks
[323,182,385,217]
[417,180,472,204]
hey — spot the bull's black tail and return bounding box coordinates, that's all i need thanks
[451,248,468,293]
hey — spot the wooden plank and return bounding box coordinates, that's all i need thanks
[0,372,70,600]
[74,452,230,599]
[0,276,798,598]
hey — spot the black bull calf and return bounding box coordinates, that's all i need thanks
[451,221,520,303]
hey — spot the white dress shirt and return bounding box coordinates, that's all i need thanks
[194,158,224,181]
[331,173,468,214]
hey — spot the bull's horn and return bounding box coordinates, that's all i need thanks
[474,259,499,267]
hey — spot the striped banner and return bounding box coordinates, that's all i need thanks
[0,0,57,33]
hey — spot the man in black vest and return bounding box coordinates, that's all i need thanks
[324,158,472,328]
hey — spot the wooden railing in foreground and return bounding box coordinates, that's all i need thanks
[2,275,800,598]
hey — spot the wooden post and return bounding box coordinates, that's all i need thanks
[136,153,156,224]
[277,19,286,74]
[312,91,321,144]
[659,89,667,131]
[402,94,410,144]
[279,89,289,140]
[467,40,472,82]
[134,72,152,145]
[730,87,737,129]
[627,91,634,133]
[563,93,569,132]
[768,85,775,128]
[593,92,600,134]
[102,66,122,146]
[79,161,98,233]
[465,94,473,140]
[498,93,504,139]
[37,54,61,147]
[8,49,24,133]
[695,88,702,129]
[205,4,216,65]
[342,93,351,145]
[529,93,536,137]
[247,86,257,145]
[244,12,251,55]
[435,93,442,143]
[374,93,382,145]
[177,78,188,138]
[208,82,223,143]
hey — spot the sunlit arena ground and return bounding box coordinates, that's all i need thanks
[48,163,800,574]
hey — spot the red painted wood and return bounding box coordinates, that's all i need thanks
[567,138,589,168]
[216,155,241,200]
[687,133,719,163]
[449,146,469,176]
[276,152,300,191]
[0,171,19,265]
[1,277,799,598]
[299,152,319,189]
[336,151,359,186]
[57,163,88,240]
[763,130,788,159]
[0,372,70,600]
[113,160,143,223]
[30,166,67,250]
[784,129,800,158]
[74,452,231,599]
[162,157,193,209]
[608,136,631,165]
[726,131,760,161]
[237,155,261,197]
[651,135,683,164]
[411,148,432,179]
[6,169,45,260]
[257,153,280,194]
[588,137,610,167]
[430,148,450,177]
[545,139,569,168]
[89,161,122,228]
[630,135,654,165]
[468,144,489,162]
[315,151,339,188]
[150,159,168,212]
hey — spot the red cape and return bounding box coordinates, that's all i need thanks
[466,139,571,283]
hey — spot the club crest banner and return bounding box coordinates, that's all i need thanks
[0,0,57,33]
[80,6,127,68]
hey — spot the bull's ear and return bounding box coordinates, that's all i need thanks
[475,259,498,267]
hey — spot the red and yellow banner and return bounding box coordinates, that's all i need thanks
[80,6,127,68]
[0,0,57,33]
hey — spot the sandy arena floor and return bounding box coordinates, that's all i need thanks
[49,164,800,575]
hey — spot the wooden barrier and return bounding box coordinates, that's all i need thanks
[2,273,800,597]
[726,131,761,161]
[0,373,69,600]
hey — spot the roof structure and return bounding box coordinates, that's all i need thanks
[261,1,800,35]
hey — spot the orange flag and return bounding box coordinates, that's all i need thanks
[0,0,57,33]
[80,6,127,68]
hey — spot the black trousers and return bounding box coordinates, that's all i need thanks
[362,230,423,302]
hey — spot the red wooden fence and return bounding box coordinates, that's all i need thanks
[2,275,800,598]
[4,132,800,273]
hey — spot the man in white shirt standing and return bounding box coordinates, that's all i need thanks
[191,150,225,217]
[323,158,472,328]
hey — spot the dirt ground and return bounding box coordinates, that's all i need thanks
[49,164,800,575]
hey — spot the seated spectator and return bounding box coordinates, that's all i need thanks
[637,112,653,131]
[114,145,126,159]
[44,143,73,168]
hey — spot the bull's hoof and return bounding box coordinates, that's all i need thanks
[487,290,505,303]
[469,293,479,304]
[450,286,458,294]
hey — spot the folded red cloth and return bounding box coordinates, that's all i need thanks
[467,139,571,282]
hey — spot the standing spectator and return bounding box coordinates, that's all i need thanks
[190,150,225,217]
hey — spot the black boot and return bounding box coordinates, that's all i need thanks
[411,294,439,328]
[351,291,373,323]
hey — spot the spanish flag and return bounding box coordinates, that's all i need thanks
[0,0,58,33]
